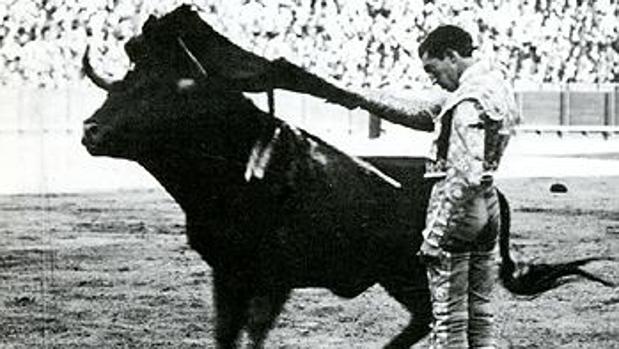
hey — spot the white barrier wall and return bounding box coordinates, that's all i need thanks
[2,85,619,194]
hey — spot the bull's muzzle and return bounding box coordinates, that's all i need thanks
[82,122,98,141]
[81,121,105,154]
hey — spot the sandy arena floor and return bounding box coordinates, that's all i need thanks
[1,175,617,348]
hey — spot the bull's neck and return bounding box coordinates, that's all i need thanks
[136,111,278,213]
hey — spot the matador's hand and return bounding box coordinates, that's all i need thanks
[417,240,442,265]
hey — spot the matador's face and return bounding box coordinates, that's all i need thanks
[421,51,461,92]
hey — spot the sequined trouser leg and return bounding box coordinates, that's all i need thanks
[424,183,499,349]
[426,250,496,349]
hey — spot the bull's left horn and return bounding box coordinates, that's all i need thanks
[82,46,124,91]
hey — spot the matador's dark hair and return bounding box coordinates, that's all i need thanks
[418,25,474,59]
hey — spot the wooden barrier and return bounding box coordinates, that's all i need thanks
[516,83,619,127]
[515,125,619,139]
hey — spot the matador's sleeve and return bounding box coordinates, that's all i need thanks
[446,100,485,188]
[349,89,445,132]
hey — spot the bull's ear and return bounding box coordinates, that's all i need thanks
[176,78,197,93]
[125,35,146,63]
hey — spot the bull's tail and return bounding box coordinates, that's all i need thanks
[496,190,616,296]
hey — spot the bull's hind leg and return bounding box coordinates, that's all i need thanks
[246,290,290,349]
[380,273,432,349]
[213,272,250,349]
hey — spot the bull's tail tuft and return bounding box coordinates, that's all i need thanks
[496,190,616,296]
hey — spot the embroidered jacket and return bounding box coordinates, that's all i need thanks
[425,60,520,180]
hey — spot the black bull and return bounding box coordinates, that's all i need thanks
[81,6,613,348]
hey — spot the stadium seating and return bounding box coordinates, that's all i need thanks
[1,0,617,88]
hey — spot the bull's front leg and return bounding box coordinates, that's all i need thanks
[213,271,250,349]
[246,289,290,349]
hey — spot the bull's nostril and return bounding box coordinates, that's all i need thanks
[84,123,99,138]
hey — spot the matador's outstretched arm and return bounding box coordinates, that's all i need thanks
[264,58,443,132]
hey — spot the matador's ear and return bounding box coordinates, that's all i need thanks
[444,48,461,61]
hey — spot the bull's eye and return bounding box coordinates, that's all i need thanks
[176,78,196,92]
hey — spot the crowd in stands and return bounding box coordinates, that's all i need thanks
[1,0,618,89]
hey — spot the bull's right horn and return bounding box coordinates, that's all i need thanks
[82,46,124,91]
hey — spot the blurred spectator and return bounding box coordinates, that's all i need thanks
[0,0,618,88]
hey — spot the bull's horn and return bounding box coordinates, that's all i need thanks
[82,46,123,91]
[177,37,208,77]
